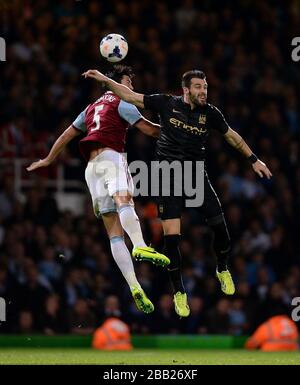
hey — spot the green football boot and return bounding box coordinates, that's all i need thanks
[173,291,190,317]
[132,246,170,268]
[216,270,235,295]
[130,286,154,314]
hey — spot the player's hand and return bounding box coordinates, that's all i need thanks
[26,158,51,172]
[82,69,107,82]
[252,159,272,179]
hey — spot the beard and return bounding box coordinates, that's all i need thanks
[190,93,207,106]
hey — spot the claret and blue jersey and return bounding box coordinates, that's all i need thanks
[72,91,142,160]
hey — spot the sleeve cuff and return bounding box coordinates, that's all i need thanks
[131,117,143,127]
[72,124,82,132]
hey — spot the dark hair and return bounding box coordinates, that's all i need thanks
[105,64,134,83]
[182,70,206,88]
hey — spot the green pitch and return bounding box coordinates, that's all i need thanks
[0,348,299,365]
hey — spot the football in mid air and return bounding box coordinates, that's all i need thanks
[100,33,128,63]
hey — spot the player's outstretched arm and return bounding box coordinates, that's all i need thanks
[135,118,160,138]
[26,125,80,171]
[82,70,145,109]
[224,127,272,179]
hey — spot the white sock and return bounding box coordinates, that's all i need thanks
[118,204,147,248]
[110,236,141,289]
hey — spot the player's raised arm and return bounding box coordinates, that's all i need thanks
[83,70,145,109]
[117,97,160,138]
[224,127,272,179]
[135,118,160,138]
[26,125,80,171]
[212,105,272,179]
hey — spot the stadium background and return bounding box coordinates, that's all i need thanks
[0,0,300,340]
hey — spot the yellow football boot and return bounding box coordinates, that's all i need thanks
[173,292,190,317]
[130,286,154,314]
[216,270,235,295]
[132,246,170,267]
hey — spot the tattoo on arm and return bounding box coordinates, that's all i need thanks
[226,130,252,157]
[235,139,245,150]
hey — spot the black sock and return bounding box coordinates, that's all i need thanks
[210,220,231,272]
[163,234,185,293]
[168,268,185,293]
[216,250,229,272]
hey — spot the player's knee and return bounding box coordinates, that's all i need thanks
[162,219,181,235]
[114,192,132,208]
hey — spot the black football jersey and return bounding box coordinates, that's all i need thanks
[143,94,229,161]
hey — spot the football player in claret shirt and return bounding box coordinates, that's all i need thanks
[27,65,170,314]
[83,68,272,318]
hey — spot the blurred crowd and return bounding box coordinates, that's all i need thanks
[0,0,300,335]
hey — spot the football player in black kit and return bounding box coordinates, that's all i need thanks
[83,68,272,317]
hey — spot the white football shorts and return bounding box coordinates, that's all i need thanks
[85,149,134,216]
